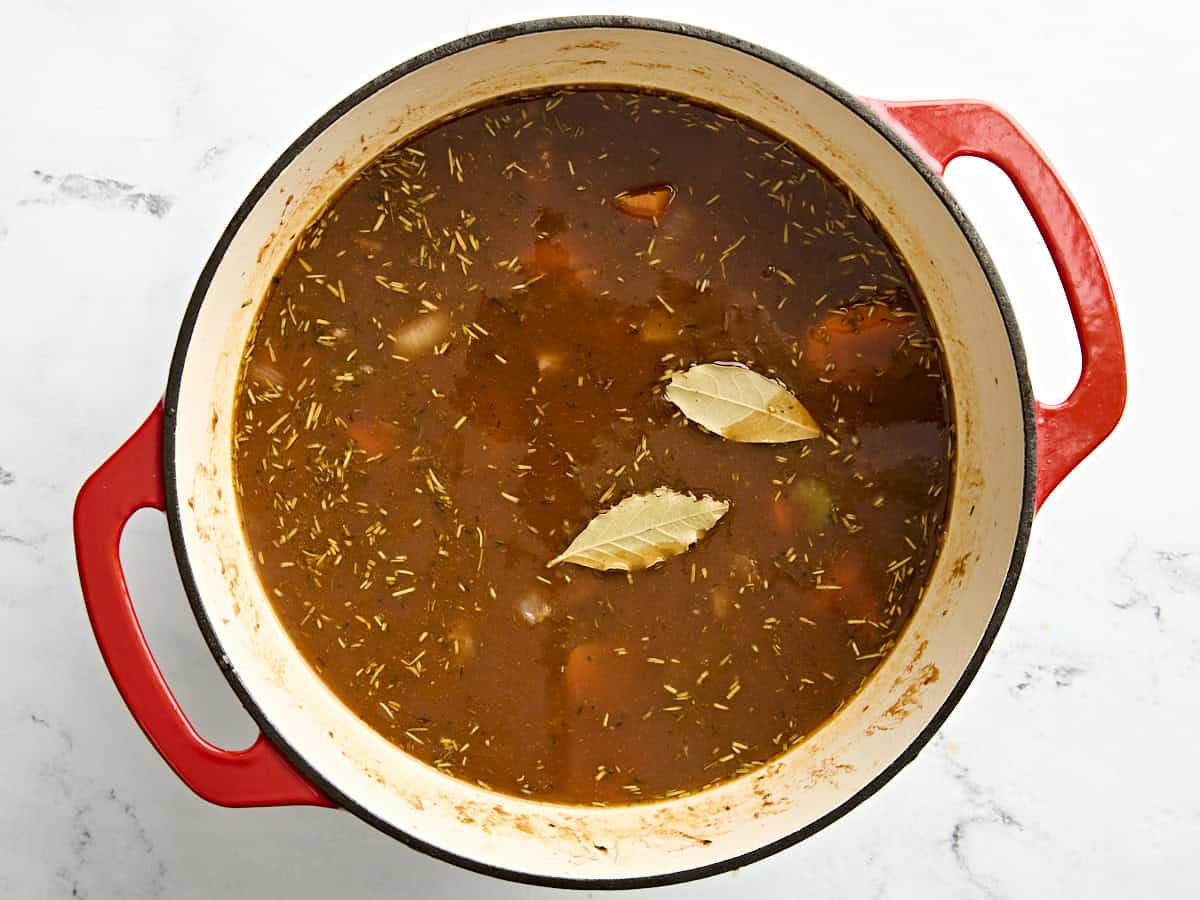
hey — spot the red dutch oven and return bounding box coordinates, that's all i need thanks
[74,18,1125,889]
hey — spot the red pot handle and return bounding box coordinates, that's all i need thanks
[865,99,1127,510]
[73,403,334,808]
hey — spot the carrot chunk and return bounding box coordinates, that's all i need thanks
[826,551,880,619]
[612,184,675,220]
[345,417,399,457]
[529,234,595,285]
[805,306,915,379]
[533,238,573,273]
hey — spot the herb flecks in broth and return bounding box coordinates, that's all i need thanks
[233,88,953,805]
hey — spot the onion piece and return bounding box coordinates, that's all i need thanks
[393,311,449,357]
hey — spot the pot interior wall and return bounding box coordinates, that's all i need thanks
[168,23,1027,882]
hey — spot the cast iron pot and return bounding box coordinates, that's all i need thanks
[74,17,1126,889]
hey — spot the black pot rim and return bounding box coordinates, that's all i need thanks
[162,14,1037,891]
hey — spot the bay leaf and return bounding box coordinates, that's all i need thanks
[548,487,729,572]
[665,362,821,443]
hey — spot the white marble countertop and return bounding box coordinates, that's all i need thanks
[3,0,1195,896]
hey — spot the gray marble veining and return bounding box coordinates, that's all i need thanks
[23,172,173,219]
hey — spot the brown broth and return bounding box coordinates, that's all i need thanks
[233,89,952,804]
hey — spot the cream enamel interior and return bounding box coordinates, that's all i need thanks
[169,26,1026,882]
